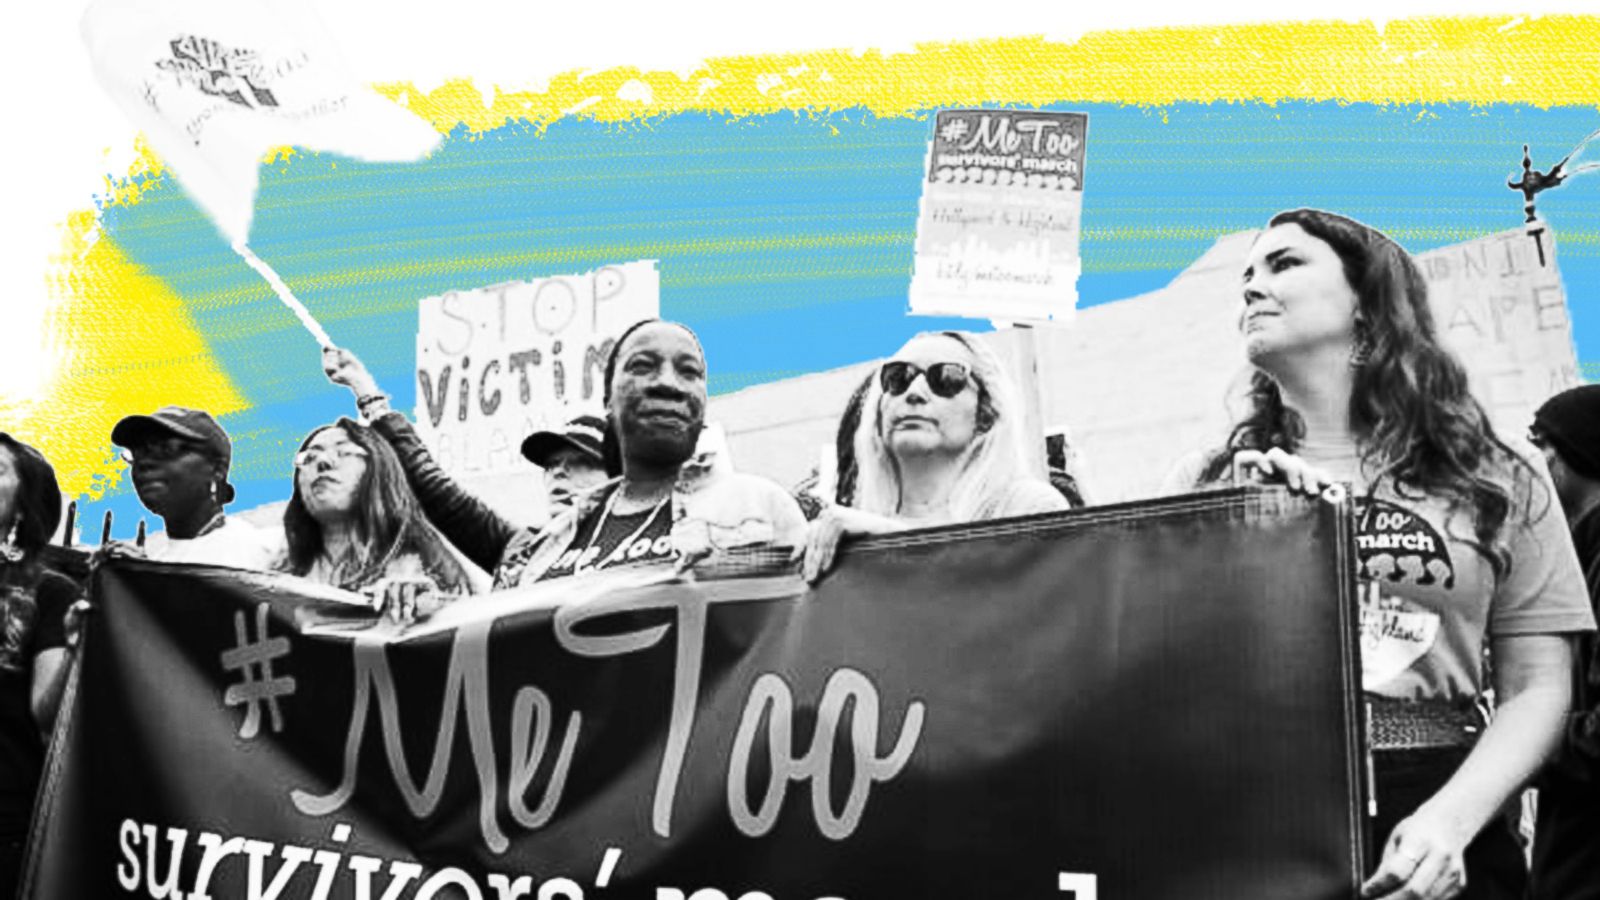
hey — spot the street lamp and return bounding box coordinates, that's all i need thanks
[1507,127,1599,265]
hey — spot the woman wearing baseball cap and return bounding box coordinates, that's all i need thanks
[520,414,609,510]
[110,407,280,568]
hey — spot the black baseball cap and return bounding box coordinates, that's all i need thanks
[520,415,606,468]
[111,406,237,503]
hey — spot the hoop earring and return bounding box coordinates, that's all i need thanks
[1349,338,1373,368]
[1349,315,1373,368]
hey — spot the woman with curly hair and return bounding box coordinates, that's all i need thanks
[280,419,473,615]
[0,434,79,894]
[1166,209,1594,900]
[802,331,1065,581]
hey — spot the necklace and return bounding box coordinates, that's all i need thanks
[188,511,227,540]
[573,488,670,574]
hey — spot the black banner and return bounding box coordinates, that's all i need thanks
[26,487,1366,899]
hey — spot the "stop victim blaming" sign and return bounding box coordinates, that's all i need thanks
[413,260,660,479]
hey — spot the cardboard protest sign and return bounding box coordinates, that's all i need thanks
[413,261,659,521]
[1416,226,1583,437]
[910,109,1089,323]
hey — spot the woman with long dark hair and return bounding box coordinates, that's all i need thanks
[280,419,472,611]
[833,371,874,509]
[1168,209,1594,900]
[802,331,1065,580]
[0,434,79,894]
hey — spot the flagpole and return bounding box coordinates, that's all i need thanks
[232,242,334,349]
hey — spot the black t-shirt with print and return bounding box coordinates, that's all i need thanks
[0,565,76,837]
[539,489,676,581]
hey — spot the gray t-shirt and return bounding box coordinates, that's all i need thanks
[1165,440,1596,700]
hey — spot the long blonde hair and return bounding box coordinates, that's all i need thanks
[852,331,1032,521]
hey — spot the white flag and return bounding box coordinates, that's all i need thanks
[82,0,440,246]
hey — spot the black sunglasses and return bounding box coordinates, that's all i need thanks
[879,361,971,398]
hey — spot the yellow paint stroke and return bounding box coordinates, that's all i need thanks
[79,136,168,215]
[30,209,249,499]
[383,15,1600,132]
[26,13,1600,498]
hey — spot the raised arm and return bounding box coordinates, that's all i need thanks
[323,347,520,575]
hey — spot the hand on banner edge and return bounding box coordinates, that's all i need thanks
[1231,447,1337,497]
[800,506,904,584]
[363,576,446,626]
[89,539,146,569]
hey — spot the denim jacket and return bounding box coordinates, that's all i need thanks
[371,411,806,588]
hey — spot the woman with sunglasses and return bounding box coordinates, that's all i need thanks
[279,420,473,616]
[802,331,1065,581]
[109,407,280,568]
[1166,209,1593,900]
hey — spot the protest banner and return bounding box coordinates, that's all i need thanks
[909,109,1089,323]
[27,487,1365,900]
[413,261,660,521]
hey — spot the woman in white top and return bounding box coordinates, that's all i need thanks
[803,330,1065,581]
[279,419,473,616]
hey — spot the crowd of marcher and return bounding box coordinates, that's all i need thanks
[0,209,1596,899]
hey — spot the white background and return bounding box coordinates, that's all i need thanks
[2,0,1590,407]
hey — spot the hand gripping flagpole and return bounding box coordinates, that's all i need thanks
[231,241,334,349]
